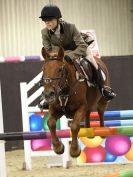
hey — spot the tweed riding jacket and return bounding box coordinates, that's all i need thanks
[41,21,88,60]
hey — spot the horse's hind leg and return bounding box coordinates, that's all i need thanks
[47,116,64,154]
[97,99,108,127]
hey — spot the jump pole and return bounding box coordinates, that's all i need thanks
[90,110,133,120]
[0,126,133,141]
[0,83,7,177]
[103,169,133,177]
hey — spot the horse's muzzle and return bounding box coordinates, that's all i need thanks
[44,89,56,103]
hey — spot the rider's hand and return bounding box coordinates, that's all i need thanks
[64,55,73,64]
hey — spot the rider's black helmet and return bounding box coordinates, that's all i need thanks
[39,4,62,21]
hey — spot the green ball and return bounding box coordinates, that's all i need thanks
[42,113,49,130]
[42,114,60,130]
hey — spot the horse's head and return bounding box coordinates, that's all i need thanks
[41,47,69,104]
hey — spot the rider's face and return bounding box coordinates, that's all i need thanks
[44,19,58,30]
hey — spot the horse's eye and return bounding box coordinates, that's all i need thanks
[58,68,63,73]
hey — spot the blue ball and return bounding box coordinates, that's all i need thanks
[104,151,117,162]
[29,114,43,131]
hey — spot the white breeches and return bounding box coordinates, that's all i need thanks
[85,46,98,69]
[85,47,106,81]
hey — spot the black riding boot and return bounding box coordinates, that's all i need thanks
[94,66,116,101]
[74,58,116,101]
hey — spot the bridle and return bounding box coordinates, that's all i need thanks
[39,56,82,112]
[40,57,70,108]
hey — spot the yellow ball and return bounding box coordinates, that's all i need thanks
[80,136,103,148]
[125,142,133,161]
[77,151,87,163]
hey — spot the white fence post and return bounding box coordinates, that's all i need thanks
[60,116,70,168]
[0,83,7,177]
[20,82,32,170]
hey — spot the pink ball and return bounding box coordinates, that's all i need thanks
[105,135,131,156]
[84,146,106,163]
[31,139,51,151]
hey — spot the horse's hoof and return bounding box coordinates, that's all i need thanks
[53,142,65,155]
[70,145,81,158]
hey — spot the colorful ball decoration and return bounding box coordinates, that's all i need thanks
[42,114,49,130]
[125,142,133,161]
[42,113,60,130]
[31,139,51,151]
[105,135,131,156]
[80,136,103,148]
[104,151,117,162]
[77,151,87,163]
[83,145,106,163]
[29,114,43,131]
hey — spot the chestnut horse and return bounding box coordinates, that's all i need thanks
[41,47,109,157]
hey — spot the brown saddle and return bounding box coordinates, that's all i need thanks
[73,58,96,86]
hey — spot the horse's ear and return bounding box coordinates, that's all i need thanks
[57,47,64,61]
[41,47,49,60]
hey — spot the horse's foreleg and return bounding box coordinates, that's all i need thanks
[97,99,108,127]
[70,106,87,157]
[84,110,91,128]
[47,117,64,154]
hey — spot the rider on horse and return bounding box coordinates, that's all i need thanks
[39,4,116,109]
